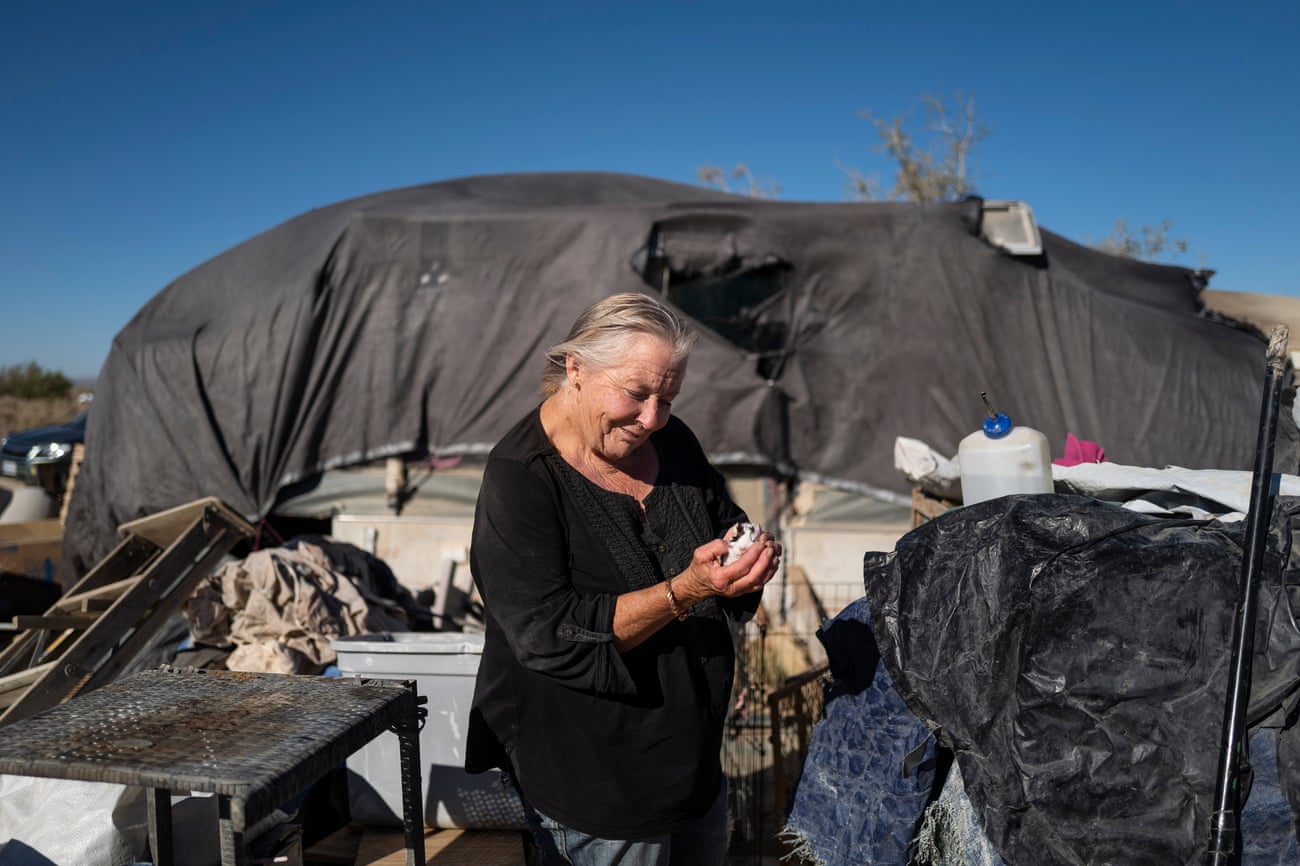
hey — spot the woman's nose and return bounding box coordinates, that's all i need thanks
[638,398,669,429]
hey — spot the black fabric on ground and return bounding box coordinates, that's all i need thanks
[862,493,1300,866]
[63,172,1298,577]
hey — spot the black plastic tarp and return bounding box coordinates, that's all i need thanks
[64,172,1298,575]
[861,493,1300,865]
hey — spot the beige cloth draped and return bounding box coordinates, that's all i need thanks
[185,538,410,674]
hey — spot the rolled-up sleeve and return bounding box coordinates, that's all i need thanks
[471,457,637,696]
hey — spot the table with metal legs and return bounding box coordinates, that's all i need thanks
[0,665,426,866]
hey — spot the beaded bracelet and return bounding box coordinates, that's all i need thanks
[664,578,689,621]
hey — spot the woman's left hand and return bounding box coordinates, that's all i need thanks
[614,530,781,651]
[675,530,782,603]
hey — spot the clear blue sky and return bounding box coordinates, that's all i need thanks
[3,0,1297,379]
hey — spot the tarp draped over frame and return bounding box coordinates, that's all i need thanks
[856,494,1300,864]
[64,172,1298,575]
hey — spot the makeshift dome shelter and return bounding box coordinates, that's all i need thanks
[64,171,1298,576]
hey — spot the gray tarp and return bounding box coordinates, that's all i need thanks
[64,172,1298,575]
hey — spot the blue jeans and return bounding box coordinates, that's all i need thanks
[523,778,729,866]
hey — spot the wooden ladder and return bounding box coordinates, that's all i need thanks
[0,497,254,726]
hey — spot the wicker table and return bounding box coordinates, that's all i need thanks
[0,665,426,866]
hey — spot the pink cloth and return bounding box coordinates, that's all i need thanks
[1054,433,1106,466]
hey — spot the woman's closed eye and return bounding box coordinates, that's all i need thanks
[627,389,670,408]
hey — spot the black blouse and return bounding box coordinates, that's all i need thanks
[465,407,759,839]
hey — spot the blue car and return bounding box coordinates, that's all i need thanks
[0,412,87,493]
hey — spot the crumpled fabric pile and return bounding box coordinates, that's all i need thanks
[184,535,414,674]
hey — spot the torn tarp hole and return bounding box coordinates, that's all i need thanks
[632,214,792,380]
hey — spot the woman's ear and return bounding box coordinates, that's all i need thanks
[566,354,581,390]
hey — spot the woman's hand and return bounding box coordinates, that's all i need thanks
[612,529,781,651]
[674,529,782,605]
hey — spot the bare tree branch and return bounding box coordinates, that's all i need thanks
[1091,217,1191,261]
[700,88,1200,263]
[853,89,987,202]
[696,162,780,199]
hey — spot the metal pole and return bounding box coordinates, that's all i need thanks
[1205,324,1290,865]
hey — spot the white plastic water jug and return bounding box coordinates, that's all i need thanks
[958,395,1053,505]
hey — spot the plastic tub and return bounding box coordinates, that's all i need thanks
[330,632,524,830]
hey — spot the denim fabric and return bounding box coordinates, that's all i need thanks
[1241,727,1300,864]
[523,780,729,866]
[911,765,1007,866]
[781,597,937,866]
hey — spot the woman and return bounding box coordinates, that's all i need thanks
[466,292,781,866]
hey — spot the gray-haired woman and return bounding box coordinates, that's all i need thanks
[466,292,780,865]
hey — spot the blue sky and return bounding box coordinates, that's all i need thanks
[3,0,1297,378]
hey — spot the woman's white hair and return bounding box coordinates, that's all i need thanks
[542,292,697,396]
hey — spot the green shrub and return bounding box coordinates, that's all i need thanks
[0,362,73,400]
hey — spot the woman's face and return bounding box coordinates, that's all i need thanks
[568,333,686,464]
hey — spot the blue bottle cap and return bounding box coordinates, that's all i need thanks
[982,413,1013,439]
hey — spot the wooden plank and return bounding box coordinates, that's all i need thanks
[61,531,159,598]
[16,533,210,716]
[0,518,63,546]
[37,628,75,661]
[118,496,254,551]
[911,486,957,528]
[0,662,54,708]
[12,614,99,631]
[56,576,141,611]
[58,443,85,527]
[74,523,245,696]
[0,518,63,582]
[357,828,523,866]
[0,631,42,677]
[1,500,253,725]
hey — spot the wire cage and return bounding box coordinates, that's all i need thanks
[722,577,862,864]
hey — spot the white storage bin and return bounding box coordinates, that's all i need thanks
[331,632,524,830]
